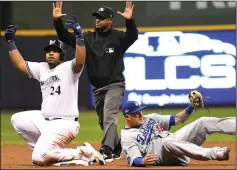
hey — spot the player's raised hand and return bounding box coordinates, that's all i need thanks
[65,15,83,38]
[188,90,204,108]
[117,1,134,20]
[52,1,67,19]
[142,152,159,165]
[5,20,18,43]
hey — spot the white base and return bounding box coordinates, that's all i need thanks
[53,159,91,166]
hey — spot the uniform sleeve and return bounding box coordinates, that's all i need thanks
[121,133,143,166]
[54,18,76,48]
[70,59,84,76]
[120,19,138,54]
[60,59,84,81]
[145,113,173,131]
[25,61,42,81]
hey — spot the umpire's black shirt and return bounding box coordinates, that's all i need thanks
[54,18,138,88]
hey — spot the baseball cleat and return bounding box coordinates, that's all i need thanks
[99,145,114,162]
[77,145,93,160]
[113,142,122,160]
[84,142,106,165]
[216,147,230,161]
[103,154,114,163]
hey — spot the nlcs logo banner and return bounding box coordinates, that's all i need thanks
[122,30,236,106]
[89,30,236,107]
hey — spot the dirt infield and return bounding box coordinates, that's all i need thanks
[1,142,235,169]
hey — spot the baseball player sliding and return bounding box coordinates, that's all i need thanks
[121,90,236,167]
[5,17,105,166]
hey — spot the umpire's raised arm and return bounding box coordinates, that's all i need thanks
[53,1,76,48]
[118,1,138,53]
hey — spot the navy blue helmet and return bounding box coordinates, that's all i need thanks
[44,40,66,60]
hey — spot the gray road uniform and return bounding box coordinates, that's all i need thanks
[121,113,236,166]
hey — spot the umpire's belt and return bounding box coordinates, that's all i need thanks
[45,117,78,121]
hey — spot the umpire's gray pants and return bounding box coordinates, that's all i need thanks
[93,82,125,150]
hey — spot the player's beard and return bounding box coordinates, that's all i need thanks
[47,60,61,69]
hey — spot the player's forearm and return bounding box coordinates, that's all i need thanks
[175,105,194,124]
[73,37,86,72]
[8,42,26,72]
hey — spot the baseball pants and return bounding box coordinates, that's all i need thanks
[11,110,92,165]
[93,82,125,150]
[153,117,236,165]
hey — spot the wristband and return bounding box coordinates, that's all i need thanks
[185,105,194,115]
[133,157,145,167]
[76,37,85,46]
[7,41,17,51]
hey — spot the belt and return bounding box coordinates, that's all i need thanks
[45,117,78,121]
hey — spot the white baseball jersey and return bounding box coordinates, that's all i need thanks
[25,59,82,118]
[121,113,172,166]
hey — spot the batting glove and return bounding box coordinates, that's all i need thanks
[65,15,83,39]
[5,20,18,43]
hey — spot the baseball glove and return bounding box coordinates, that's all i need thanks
[188,90,204,108]
[188,90,210,113]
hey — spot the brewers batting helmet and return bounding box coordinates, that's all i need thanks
[44,40,66,60]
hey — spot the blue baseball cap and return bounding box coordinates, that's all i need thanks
[122,101,147,116]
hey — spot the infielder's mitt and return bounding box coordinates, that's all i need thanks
[188,90,204,108]
[188,90,210,113]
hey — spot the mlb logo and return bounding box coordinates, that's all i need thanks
[49,40,56,45]
[99,8,104,11]
[105,48,114,53]
[134,101,139,106]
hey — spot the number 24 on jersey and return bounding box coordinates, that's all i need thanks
[50,86,61,95]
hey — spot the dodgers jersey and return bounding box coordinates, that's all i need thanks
[25,59,82,118]
[121,113,172,166]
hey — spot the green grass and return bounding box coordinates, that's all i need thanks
[1,107,236,145]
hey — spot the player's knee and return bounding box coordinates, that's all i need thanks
[161,138,173,149]
[32,151,52,166]
[103,113,118,126]
[32,151,45,166]
[196,117,210,126]
[11,112,25,130]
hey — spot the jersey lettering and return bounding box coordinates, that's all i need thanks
[136,119,159,145]
[40,75,60,86]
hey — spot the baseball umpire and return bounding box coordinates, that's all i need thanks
[52,1,138,162]
[120,91,235,167]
